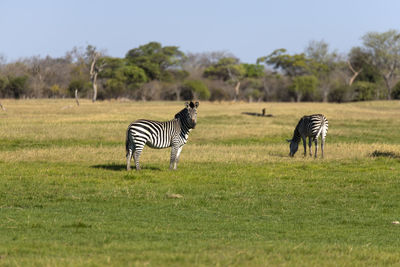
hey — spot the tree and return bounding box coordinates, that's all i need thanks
[258,48,321,101]
[99,57,148,99]
[257,49,311,77]
[6,76,28,98]
[126,42,185,81]
[242,63,264,78]
[362,30,400,99]
[86,45,106,102]
[304,40,339,102]
[347,47,381,84]
[290,75,318,102]
[203,57,245,101]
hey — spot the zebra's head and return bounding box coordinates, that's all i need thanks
[287,139,299,157]
[178,101,199,129]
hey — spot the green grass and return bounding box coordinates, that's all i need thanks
[1,99,400,266]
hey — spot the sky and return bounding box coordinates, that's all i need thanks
[1,0,400,64]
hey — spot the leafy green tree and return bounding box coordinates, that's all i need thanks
[242,63,264,78]
[203,57,245,81]
[99,57,148,98]
[6,76,28,98]
[362,30,400,99]
[125,42,185,81]
[348,47,380,84]
[290,75,318,102]
[257,49,312,77]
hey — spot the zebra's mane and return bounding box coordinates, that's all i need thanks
[292,118,303,143]
[174,108,188,119]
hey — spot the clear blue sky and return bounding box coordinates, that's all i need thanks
[1,0,399,63]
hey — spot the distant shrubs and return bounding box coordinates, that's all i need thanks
[352,81,376,101]
[328,85,352,103]
[0,76,29,98]
[180,80,210,100]
[391,81,400,99]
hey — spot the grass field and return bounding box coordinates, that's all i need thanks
[1,99,400,266]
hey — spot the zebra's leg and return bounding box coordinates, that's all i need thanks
[170,146,179,170]
[133,147,143,171]
[302,136,307,156]
[173,146,184,170]
[321,137,325,158]
[308,137,312,157]
[314,138,318,158]
[126,148,133,171]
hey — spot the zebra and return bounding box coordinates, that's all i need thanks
[287,114,328,158]
[126,101,199,171]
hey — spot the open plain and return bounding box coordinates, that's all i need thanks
[1,99,400,266]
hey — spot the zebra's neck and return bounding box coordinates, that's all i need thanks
[177,117,192,135]
[174,109,193,135]
[292,127,301,143]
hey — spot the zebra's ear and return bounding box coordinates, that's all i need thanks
[185,102,189,108]
[194,101,199,108]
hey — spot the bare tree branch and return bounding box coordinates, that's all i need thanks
[75,89,80,106]
[89,52,106,102]
[347,60,362,86]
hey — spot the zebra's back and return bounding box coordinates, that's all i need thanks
[299,114,328,139]
[128,119,177,149]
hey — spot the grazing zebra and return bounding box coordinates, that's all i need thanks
[287,114,328,158]
[126,101,199,171]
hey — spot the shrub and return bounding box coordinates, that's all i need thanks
[328,85,353,103]
[180,80,210,100]
[210,87,229,101]
[6,76,29,98]
[352,81,376,101]
[391,81,400,99]
[290,75,318,102]
[68,79,91,98]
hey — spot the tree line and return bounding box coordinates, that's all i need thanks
[1,29,400,102]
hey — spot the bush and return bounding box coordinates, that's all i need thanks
[391,81,400,99]
[68,79,91,98]
[0,76,8,97]
[328,85,353,103]
[352,81,376,101]
[290,75,318,102]
[6,76,29,98]
[180,80,210,100]
[210,87,229,101]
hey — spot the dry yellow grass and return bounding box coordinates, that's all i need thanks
[1,99,399,165]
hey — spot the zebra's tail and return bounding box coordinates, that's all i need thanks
[125,125,132,157]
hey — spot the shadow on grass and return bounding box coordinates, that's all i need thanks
[371,150,400,159]
[92,163,162,171]
[242,112,273,117]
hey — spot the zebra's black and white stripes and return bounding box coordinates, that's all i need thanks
[126,101,199,170]
[287,114,328,158]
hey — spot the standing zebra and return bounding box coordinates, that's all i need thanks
[287,114,328,158]
[126,101,199,171]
